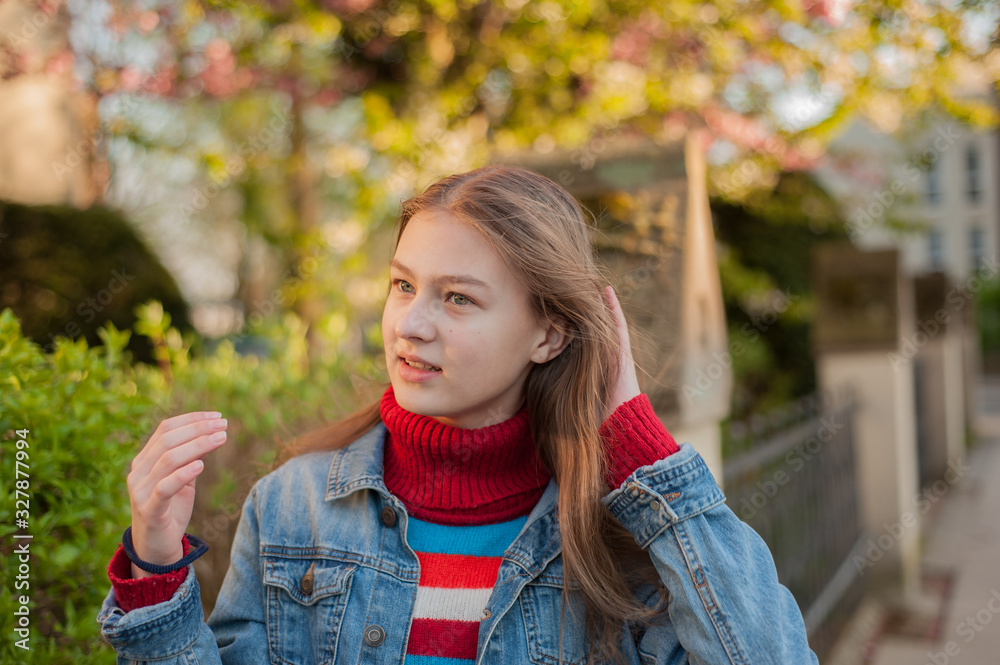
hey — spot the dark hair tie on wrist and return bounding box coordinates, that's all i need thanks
[122,526,209,574]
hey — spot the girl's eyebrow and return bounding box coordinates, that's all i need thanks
[390,259,492,291]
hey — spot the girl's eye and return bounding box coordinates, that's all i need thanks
[391,280,474,307]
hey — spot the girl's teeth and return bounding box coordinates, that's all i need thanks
[405,359,440,371]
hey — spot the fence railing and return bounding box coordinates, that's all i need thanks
[722,387,866,659]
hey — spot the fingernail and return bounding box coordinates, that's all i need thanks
[207,411,222,419]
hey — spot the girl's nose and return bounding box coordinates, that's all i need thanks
[395,297,438,341]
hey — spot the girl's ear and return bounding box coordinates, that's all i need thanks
[532,318,573,364]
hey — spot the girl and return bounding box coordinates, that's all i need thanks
[98,166,818,664]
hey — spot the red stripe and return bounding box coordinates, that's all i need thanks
[407,617,479,659]
[416,551,502,588]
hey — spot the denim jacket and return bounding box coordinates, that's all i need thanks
[97,421,818,664]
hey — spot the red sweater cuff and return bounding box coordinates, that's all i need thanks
[600,393,680,490]
[107,535,192,613]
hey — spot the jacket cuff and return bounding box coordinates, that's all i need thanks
[107,535,191,612]
[600,393,680,490]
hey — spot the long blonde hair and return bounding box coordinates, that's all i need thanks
[277,165,670,663]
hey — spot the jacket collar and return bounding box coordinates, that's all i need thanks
[324,421,562,575]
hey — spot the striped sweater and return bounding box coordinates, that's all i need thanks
[402,515,527,664]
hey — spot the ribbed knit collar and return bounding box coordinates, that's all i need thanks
[379,385,552,526]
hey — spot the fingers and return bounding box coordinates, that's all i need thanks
[146,458,204,512]
[602,285,634,358]
[129,416,227,519]
[602,285,622,312]
[602,285,627,328]
[146,422,226,487]
[158,410,222,435]
[132,414,227,479]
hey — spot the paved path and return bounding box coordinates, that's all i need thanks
[834,378,1000,665]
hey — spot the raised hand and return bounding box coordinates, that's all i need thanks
[125,412,228,578]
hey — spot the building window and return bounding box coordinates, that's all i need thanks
[970,227,985,271]
[966,146,982,204]
[928,229,944,270]
[926,157,941,205]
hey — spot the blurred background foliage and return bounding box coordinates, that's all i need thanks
[3,0,997,368]
[979,272,1000,373]
[1,308,159,663]
[0,301,386,663]
[712,171,849,419]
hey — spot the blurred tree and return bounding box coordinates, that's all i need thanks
[710,171,849,419]
[3,0,996,363]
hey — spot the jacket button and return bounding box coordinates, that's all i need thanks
[364,624,385,647]
[299,562,315,595]
[380,505,397,527]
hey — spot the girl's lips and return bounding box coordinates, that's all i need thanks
[398,356,442,382]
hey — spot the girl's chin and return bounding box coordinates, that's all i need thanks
[391,387,442,413]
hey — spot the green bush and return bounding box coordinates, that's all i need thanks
[1,308,164,663]
[1,302,386,661]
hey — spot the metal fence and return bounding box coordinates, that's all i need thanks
[722,387,867,659]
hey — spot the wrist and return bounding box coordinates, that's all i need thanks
[132,562,157,579]
[122,528,208,575]
[131,548,183,579]
[130,535,186,576]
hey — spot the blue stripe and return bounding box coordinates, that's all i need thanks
[406,515,527,556]
[405,656,475,665]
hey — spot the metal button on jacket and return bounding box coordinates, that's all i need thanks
[364,624,385,647]
[380,505,397,527]
[299,562,315,595]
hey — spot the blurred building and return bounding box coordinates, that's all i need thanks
[814,76,999,282]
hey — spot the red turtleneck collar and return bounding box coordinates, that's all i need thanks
[379,385,552,526]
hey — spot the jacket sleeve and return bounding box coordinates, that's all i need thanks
[96,483,268,664]
[601,442,819,665]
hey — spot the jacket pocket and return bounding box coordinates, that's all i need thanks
[263,554,357,665]
[520,576,590,665]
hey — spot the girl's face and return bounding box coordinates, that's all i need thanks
[382,207,567,429]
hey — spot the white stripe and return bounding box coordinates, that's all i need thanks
[412,586,493,622]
